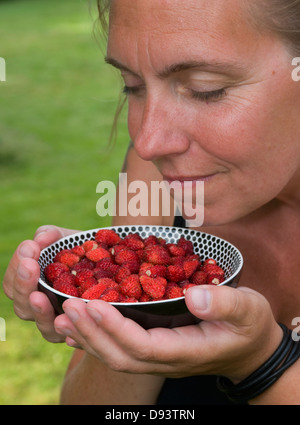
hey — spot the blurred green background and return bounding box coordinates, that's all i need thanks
[0,0,129,404]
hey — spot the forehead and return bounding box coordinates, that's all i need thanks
[107,0,263,70]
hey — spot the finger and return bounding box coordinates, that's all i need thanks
[3,240,41,299]
[34,225,78,249]
[62,298,152,372]
[12,257,41,320]
[29,291,65,343]
[185,285,268,329]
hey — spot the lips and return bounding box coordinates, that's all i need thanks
[163,174,217,183]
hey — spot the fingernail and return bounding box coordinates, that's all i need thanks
[18,244,34,259]
[192,288,211,312]
[17,264,31,280]
[86,307,102,324]
[56,327,72,336]
[64,308,79,323]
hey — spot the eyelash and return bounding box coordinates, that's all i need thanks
[122,85,226,102]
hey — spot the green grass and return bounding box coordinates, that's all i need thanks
[0,0,129,405]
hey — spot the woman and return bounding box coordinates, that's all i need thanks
[3,0,300,404]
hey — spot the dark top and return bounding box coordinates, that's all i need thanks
[156,215,240,405]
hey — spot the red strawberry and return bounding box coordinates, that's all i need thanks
[144,235,160,246]
[44,262,69,283]
[143,245,171,265]
[78,276,98,296]
[95,258,120,276]
[177,237,194,256]
[207,274,225,285]
[119,274,142,299]
[54,250,80,267]
[203,258,217,268]
[53,272,76,287]
[166,285,183,299]
[82,240,98,252]
[147,265,167,278]
[71,245,85,258]
[71,258,95,272]
[183,259,200,278]
[74,269,95,287]
[166,264,186,282]
[166,243,186,257]
[123,234,145,250]
[139,275,167,299]
[119,294,139,303]
[53,274,78,297]
[95,229,121,246]
[191,270,207,285]
[81,280,109,299]
[139,292,152,302]
[114,265,132,284]
[86,247,111,262]
[182,283,197,294]
[93,268,113,279]
[114,248,139,265]
[100,287,120,302]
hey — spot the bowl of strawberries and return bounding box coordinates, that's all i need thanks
[38,225,243,329]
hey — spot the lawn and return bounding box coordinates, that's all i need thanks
[0,0,129,404]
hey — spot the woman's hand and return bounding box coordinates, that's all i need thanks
[3,225,78,343]
[54,284,283,382]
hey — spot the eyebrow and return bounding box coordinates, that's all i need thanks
[105,56,246,78]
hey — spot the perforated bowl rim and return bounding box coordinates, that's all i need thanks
[38,225,244,306]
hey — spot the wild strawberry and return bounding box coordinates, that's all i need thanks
[74,269,95,287]
[203,258,217,267]
[139,275,167,299]
[191,270,207,285]
[204,264,225,277]
[119,294,139,303]
[53,274,78,297]
[146,265,167,278]
[183,259,200,278]
[166,285,183,299]
[54,250,80,267]
[119,274,142,299]
[93,268,112,279]
[81,280,108,299]
[182,283,197,294]
[207,274,225,285]
[86,246,111,262]
[44,262,69,283]
[114,265,132,283]
[177,236,194,256]
[81,240,98,252]
[95,258,119,276]
[71,257,95,272]
[139,292,152,302]
[114,248,139,265]
[144,235,160,246]
[100,287,120,302]
[95,229,121,246]
[78,276,98,296]
[143,245,171,265]
[123,234,145,250]
[122,259,140,274]
[166,264,186,282]
[53,272,76,287]
[170,255,185,266]
[166,243,186,257]
[71,245,85,258]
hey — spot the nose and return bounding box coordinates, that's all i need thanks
[132,93,190,162]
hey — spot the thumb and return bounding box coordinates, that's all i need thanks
[185,284,266,326]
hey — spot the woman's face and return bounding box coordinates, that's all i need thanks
[107,0,300,225]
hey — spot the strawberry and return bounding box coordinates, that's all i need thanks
[146,265,167,278]
[119,274,142,299]
[143,245,171,265]
[207,274,225,285]
[93,268,113,279]
[95,229,121,246]
[114,248,139,265]
[119,294,139,303]
[73,269,95,287]
[144,235,160,246]
[71,257,95,272]
[53,274,78,297]
[183,259,200,278]
[139,292,152,302]
[44,262,69,283]
[53,272,76,287]
[123,233,145,250]
[177,236,194,256]
[81,240,98,252]
[71,245,85,258]
[100,287,120,302]
[182,283,197,294]
[86,246,111,262]
[81,280,108,300]
[95,258,120,276]
[166,264,186,282]
[78,276,98,296]
[191,270,207,285]
[114,265,132,283]
[54,250,80,267]
[166,243,186,257]
[166,285,183,299]
[139,275,167,299]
